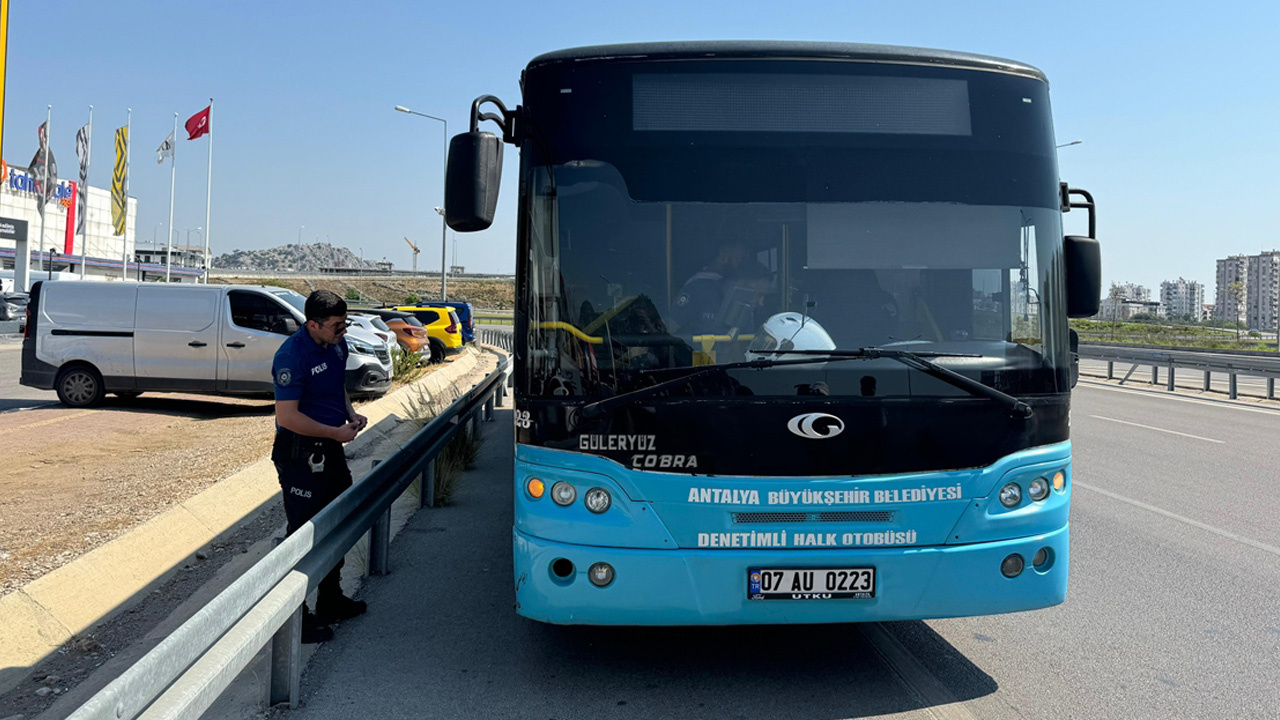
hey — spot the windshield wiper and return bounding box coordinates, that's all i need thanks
[577,357,785,422]
[755,348,1034,418]
[575,348,1028,423]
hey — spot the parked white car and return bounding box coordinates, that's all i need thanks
[21,281,393,407]
[348,313,399,357]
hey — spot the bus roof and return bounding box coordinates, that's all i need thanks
[527,41,1048,83]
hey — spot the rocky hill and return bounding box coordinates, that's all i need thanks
[213,243,377,272]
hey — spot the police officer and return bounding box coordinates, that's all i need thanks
[272,290,369,643]
[671,242,772,338]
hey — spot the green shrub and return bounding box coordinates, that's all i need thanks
[345,288,362,301]
[391,346,425,383]
[404,293,422,305]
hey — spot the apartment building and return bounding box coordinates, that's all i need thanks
[1159,278,1206,321]
[1245,252,1280,332]
[1214,256,1248,324]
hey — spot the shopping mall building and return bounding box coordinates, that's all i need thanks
[0,164,206,291]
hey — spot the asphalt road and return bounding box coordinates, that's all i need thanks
[278,384,1280,719]
[0,342,60,413]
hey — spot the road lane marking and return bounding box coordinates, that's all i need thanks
[1075,482,1280,558]
[861,623,979,720]
[9,410,94,430]
[1077,380,1280,418]
[1086,414,1224,444]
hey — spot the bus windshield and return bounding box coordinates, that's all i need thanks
[518,58,1067,402]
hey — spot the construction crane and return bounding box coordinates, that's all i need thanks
[403,236,420,273]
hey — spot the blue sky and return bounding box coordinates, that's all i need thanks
[4,0,1277,297]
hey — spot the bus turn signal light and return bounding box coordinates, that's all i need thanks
[1052,470,1066,492]
[527,478,545,499]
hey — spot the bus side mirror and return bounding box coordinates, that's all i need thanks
[445,131,503,232]
[1064,235,1101,318]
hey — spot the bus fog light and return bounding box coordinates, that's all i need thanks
[1028,477,1050,501]
[1052,470,1066,492]
[999,482,1022,508]
[584,487,612,513]
[588,562,615,587]
[551,481,577,506]
[1033,547,1050,568]
[526,478,545,499]
[1001,554,1025,578]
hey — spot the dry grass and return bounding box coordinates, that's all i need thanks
[401,385,484,506]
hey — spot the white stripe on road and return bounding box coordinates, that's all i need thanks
[1086,414,1224,444]
[1077,380,1280,418]
[1075,482,1280,559]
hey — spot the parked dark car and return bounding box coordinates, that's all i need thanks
[1,292,29,322]
[434,302,476,343]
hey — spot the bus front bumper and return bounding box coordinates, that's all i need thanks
[513,524,1068,625]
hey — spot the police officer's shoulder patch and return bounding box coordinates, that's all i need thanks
[277,368,292,387]
[677,293,689,306]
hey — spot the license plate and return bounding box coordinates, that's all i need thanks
[747,567,875,600]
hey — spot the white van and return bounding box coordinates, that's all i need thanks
[20,281,392,407]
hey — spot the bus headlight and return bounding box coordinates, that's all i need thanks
[584,487,612,513]
[1028,477,1050,502]
[998,482,1022,508]
[551,481,577,506]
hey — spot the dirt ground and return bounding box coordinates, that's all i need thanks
[0,392,280,595]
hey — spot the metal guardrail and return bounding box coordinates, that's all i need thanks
[68,356,510,720]
[478,326,513,352]
[1079,343,1280,399]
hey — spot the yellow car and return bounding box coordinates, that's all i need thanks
[389,305,465,363]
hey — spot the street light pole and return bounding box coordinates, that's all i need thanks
[395,105,448,301]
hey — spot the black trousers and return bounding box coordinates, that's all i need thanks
[273,432,353,609]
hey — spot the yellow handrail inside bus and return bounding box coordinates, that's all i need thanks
[538,321,604,344]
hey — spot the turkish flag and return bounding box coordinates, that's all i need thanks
[185,105,211,140]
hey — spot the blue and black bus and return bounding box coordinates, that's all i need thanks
[444,42,1101,625]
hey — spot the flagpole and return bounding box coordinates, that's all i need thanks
[165,113,176,282]
[202,98,212,283]
[38,105,50,285]
[122,108,130,279]
[80,106,91,280]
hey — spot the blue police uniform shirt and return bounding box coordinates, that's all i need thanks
[272,328,349,429]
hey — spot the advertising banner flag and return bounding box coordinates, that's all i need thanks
[156,129,174,164]
[185,105,210,140]
[27,121,57,218]
[111,125,128,236]
[75,122,91,236]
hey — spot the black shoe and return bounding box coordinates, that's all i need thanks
[317,594,367,624]
[301,609,334,644]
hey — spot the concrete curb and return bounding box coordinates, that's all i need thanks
[0,348,486,694]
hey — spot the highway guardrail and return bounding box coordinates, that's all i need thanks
[1079,343,1280,399]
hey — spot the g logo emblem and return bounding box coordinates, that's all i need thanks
[787,412,844,439]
